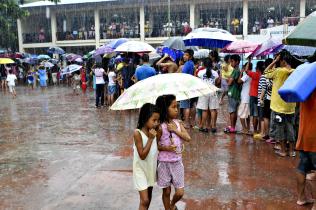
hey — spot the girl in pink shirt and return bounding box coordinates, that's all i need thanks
[156,94,191,210]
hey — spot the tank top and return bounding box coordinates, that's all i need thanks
[158,119,182,162]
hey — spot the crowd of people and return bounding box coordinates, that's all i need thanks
[1,47,316,210]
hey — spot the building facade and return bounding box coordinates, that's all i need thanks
[18,0,316,54]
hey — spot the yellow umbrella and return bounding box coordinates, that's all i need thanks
[0,58,15,64]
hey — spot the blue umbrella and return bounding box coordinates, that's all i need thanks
[47,47,65,55]
[106,38,128,49]
[37,54,51,60]
[183,28,236,49]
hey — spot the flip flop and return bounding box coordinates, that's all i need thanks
[297,199,315,205]
[275,150,287,157]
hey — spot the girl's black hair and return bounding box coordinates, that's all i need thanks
[209,51,220,62]
[224,55,230,63]
[137,103,160,129]
[155,94,176,123]
[256,61,265,73]
[203,58,214,79]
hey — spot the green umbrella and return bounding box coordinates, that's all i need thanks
[283,11,316,47]
[83,50,95,59]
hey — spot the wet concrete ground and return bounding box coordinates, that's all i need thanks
[0,87,312,210]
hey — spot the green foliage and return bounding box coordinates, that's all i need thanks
[0,0,29,51]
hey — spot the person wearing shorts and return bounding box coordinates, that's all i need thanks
[265,52,296,157]
[107,68,117,106]
[296,91,316,208]
[225,54,241,133]
[237,63,252,134]
[6,70,17,98]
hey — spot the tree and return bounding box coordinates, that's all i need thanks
[0,0,59,52]
[0,0,29,52]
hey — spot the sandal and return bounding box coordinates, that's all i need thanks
[275,150,287,157]
[224,126,236,133]
[199,128,209,133]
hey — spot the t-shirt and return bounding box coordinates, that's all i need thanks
[6,74,17,86]
[240,73,251,103]
[94,68,105,84]
[108,71,116,86]
[265,67,296,114]
[257,75,272,106]
[228,69,242,101]
[38,69,46,81]
[296,91,316,152]
[121,64,135,89]
[221,63,234,79]
[247,70,261,97]
[135,64,156,81]
[197,69,219,86]
[182,60,194,75]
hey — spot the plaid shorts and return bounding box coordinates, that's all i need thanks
[157,160,184,189]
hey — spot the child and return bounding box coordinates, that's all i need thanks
[6,70,17,98]
[219,55,233,105]
[81,68,87,94]
[27,70,34,90]
[196,58,220,133]
[37,66,47,92]
[72,72,81,95]
[237,62,252,134]
[133,103,160,210]
[156,95,191,210]
[107,66,117,106]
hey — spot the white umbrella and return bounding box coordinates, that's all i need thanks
[75,57,83,63]
[43,61,54,68]
[61,64,82,75]
[110,73,219,110]
[115,41,155,53]
[183,27,237,48]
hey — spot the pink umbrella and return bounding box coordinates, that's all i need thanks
[222,40,259,54]
[250,37,283,57]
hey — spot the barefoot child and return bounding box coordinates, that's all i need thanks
[6,70,17,98]
[133,103,160,210]
[156,95,191,210]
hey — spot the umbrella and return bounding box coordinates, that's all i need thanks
[110,73,219,110]
[47,46,65,55]
[115,41,155,53]
[105,38,128,49]
[250,37,283,57]
[183,27,237,49]
[194,49,211,59]
[221,40,259,54]
[162,37,186,51]
[283,11,316,47]
[95,45,115,55]
[83,50,95,59]
[37,54,51,60]
[66,54,82,62]
[0,58,15,64]
[23,57,37,64]
[75,57,83,63]
[43,61,54,68]
[61,64,82,75]
[273,45,316,57]
[49,59,59,64]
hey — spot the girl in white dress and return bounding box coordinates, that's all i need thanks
[133,103,160,210]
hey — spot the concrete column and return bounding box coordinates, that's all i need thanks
[190,3,195,29]
[139,5,145,41]
[300,0,306,21]
[17,19,24,53]
[94,9,100,48]
[227,8,231,31]
[51,10,57,45]
[242,0,248,37]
